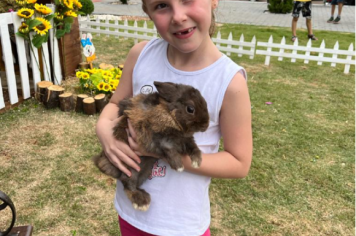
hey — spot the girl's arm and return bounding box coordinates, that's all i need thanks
[95,41,148,177]
[182,72,253,179]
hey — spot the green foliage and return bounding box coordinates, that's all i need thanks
[79,0,94,16]
[268,0,293,14]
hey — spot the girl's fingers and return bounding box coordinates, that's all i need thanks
[127,120,137,141]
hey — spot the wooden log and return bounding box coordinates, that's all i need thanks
[36,81,53,102]
[44,85,65,109]
[118,64,124,70]
[83,97,96,115]
[94,93,108,113]
[75,94,89,113]
[59,92,74,112]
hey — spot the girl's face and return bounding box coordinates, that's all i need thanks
[144,0,217,54]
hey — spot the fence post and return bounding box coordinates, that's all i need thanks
[0,19,18,104]
[331,41,339,67]
[216,31,221,49]
[29,32,41,89]
[105,16,110,37]
[264,35,273,66]
[278,37,285,61]
[344,43,354,74]
[225,32,232,57]
[304,39,311,64]
[237,33,243,57]
[153,25,157,38]
[317,40,325,66]
[115,19,119,38]
[250,36,256,60]
[124,19,128,40]
[134,21,138,44]
[143,21,148,39]
[291,37,298,63]
[96,16,100,36]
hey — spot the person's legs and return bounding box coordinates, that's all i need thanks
[306,18,313,35]
[292,17,299,37]
[327,0,337,22]
[291,1,301,40]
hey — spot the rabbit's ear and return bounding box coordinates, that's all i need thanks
[154,81,180,102]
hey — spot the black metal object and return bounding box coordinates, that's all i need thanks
[0,190,16,236]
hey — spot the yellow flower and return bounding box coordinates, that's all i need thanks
[76,71,83,78]
[109,79,119,87]
[64,10,77,17]
[115,74,121,80]
[63,0,74,9]
[102,71,113,77]
[73,0,82,9]
[103,83,111,92]
[33,17,52,36]
[81,72,90,79]
[18,22,30,34]
[84,83,89,88]
[34,4,52,15]
[97,82,105,91]
[26,0,37,3]
[85,69,95,74]
[17,8,34,19]
[55,12,64,21]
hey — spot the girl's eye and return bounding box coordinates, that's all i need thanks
[155,3,168,9]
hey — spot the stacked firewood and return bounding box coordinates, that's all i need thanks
[36,81,109,115]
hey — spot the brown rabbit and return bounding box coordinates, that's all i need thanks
[93,81,209,211]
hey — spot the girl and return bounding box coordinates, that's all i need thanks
[95,0,253,235]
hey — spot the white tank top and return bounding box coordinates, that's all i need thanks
[114,38,246,236]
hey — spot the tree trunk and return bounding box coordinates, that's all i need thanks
[44,85,65,109]
[36,81,53,102]
[75,94,89,113]
[83,97,96,115]
[94,93,108,113]
[59,92,74,112]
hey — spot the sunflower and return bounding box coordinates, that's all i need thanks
[81,72,90,79]
[34,4,52,15]
[18,22,30,34]
[33,17,52,36]
[72,0,82,9]
[97,82,105,91]
[26,0,37,3]
[76,71,83,78]
[64,10,77,17]
[103,83,111,92]
[16,0,26,6]
[17,8,34,19]
[63,0,74,9]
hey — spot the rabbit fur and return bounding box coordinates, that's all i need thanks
[93,81,209,211]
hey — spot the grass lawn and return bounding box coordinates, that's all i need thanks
[0,22,354,235]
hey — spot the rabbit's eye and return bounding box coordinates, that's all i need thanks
[186,106,195,114]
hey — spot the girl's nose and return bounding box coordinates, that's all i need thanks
[171,5,187,24]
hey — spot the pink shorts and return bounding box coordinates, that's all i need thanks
[119,216,211,236]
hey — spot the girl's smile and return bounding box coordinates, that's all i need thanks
[172,26,196,39]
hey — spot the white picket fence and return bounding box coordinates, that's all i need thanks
[0,6,62,110]
[256,36,355,74]
[78,15,256,59]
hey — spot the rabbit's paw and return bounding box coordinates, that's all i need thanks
[129,189,151,212]
[191,161,200,169]
[93,154,121,179]
[190,153,202,169]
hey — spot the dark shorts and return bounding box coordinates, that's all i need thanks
[292,1,312,19]
[331,0,344,5]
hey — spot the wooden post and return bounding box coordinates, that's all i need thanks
[59,92,74,112]
[44,85,65,109]
[36,81,53,102]
[75,94,89,113]
[83,97,96,115]
[94,93,108,113]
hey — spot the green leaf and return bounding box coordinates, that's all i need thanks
[64,22,72,33]
[28,19,42,30]
[54,0,61,4]
[64,17,74,24]
[16,32,28,39]
[43,33,49,43]
[55,29,66,39]
[45,14,55,22]
[32,34,46,48]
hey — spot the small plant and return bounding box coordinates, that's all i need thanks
[268,0,293,14]
[78,0,94,15]
[76,67,122,95]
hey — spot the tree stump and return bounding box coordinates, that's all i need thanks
[36,81,53,103]
[75,94,89,113]
[59,92,74,112]
[44,85,65,109]
[94,93,108,113]
[83,97,96,115]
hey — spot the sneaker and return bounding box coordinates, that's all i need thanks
[327,16,334,23]
[333,16,341,24]
[308,34,318,40]
[291,36,297,42]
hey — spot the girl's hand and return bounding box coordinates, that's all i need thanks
[126,120,160,158]
[96,116,141,177]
